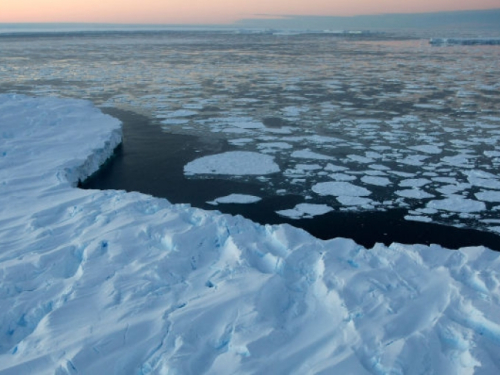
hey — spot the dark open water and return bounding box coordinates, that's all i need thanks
[80,108,500,250]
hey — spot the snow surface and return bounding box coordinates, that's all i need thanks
[1,95,500,374]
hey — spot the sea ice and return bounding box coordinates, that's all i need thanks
[207,194,262,205]
[312,181,371,197]
[276,203,333,219]
[184,151,280,176]
[427,195,486,213]
[405,215,433,223]
[291,149,333,160]
[399,178,432,188]
[336,196,374,206]
[396,189,434,199]
[409,145,443,154]
[361,176,391,187]
[475,191,500,203]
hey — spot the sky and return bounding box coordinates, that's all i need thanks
[1,0,499,24]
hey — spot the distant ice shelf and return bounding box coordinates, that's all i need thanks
[430,38,500,45]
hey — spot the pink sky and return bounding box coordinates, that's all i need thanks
[1,0,499,24]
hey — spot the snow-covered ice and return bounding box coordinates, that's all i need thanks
[1,81,500,374]
[276,203,333,219]
[427,195,487,213]
[184,151,280,176]
[312,181,372,197]
[396,189,435,199]
[475,190,500,203]
[207,194,261,205]
[361,176,391,187]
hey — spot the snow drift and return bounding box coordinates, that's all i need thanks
[1,95,499,374]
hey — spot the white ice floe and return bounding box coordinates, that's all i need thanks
[291,149,333,160]
[347,154,374,164]
[405,215,433,223]
[396,189,434,199]
[207,194,262,205]
[184,151,280,175]
[295,163,322,171]
[1,95,500,375]
[361,176,391,187]
[467,171,500,190]
[399,178,432,188]
[312,181,371,197]
[325,163,348,172]
[427,195,486,213]
[330,173,357,181]
[409,145,443,154]
[276,203,333,219]
[257,142,293,151]
[336,196,374,206]
[475,190,500,203]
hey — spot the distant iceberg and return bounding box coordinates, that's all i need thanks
[430,38,500,45]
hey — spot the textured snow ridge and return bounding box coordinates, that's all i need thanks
[1,95,500,375]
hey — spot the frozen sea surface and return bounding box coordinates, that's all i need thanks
[2,94,500,374]
[1,30,499,237]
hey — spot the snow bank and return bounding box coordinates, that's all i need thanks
[1,95,500,374]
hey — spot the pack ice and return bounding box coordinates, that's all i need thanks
[1,95,500,374]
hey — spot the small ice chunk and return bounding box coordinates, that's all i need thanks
[330,173,357,181]
[475,190,500,203]
[292,149,333,160]
[396,189,434,199]
[347,154,373,164]
[229,138,253,146]
[398,155,428,166]
[361,176,391,187]
[208,194,261,205]
[405,215,432,223]
[484,150,500,157]
[399,178,431,188]
[312,182,371,197]
[324,163,348,172]
[257,142,293,150]
[276,203,333,219]
[336,196,373,206]
[295,163,322,171]
[369,164,390,171]
[184,151,280,175]
[427,195,486,213]
[409,145,442,154]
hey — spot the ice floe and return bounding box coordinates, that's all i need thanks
[207,194,262,205]
[312,181,371,197]
[361,176,391,187]
[276,203,333,219]
[427,195,486,213]
[184,151,280,176]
